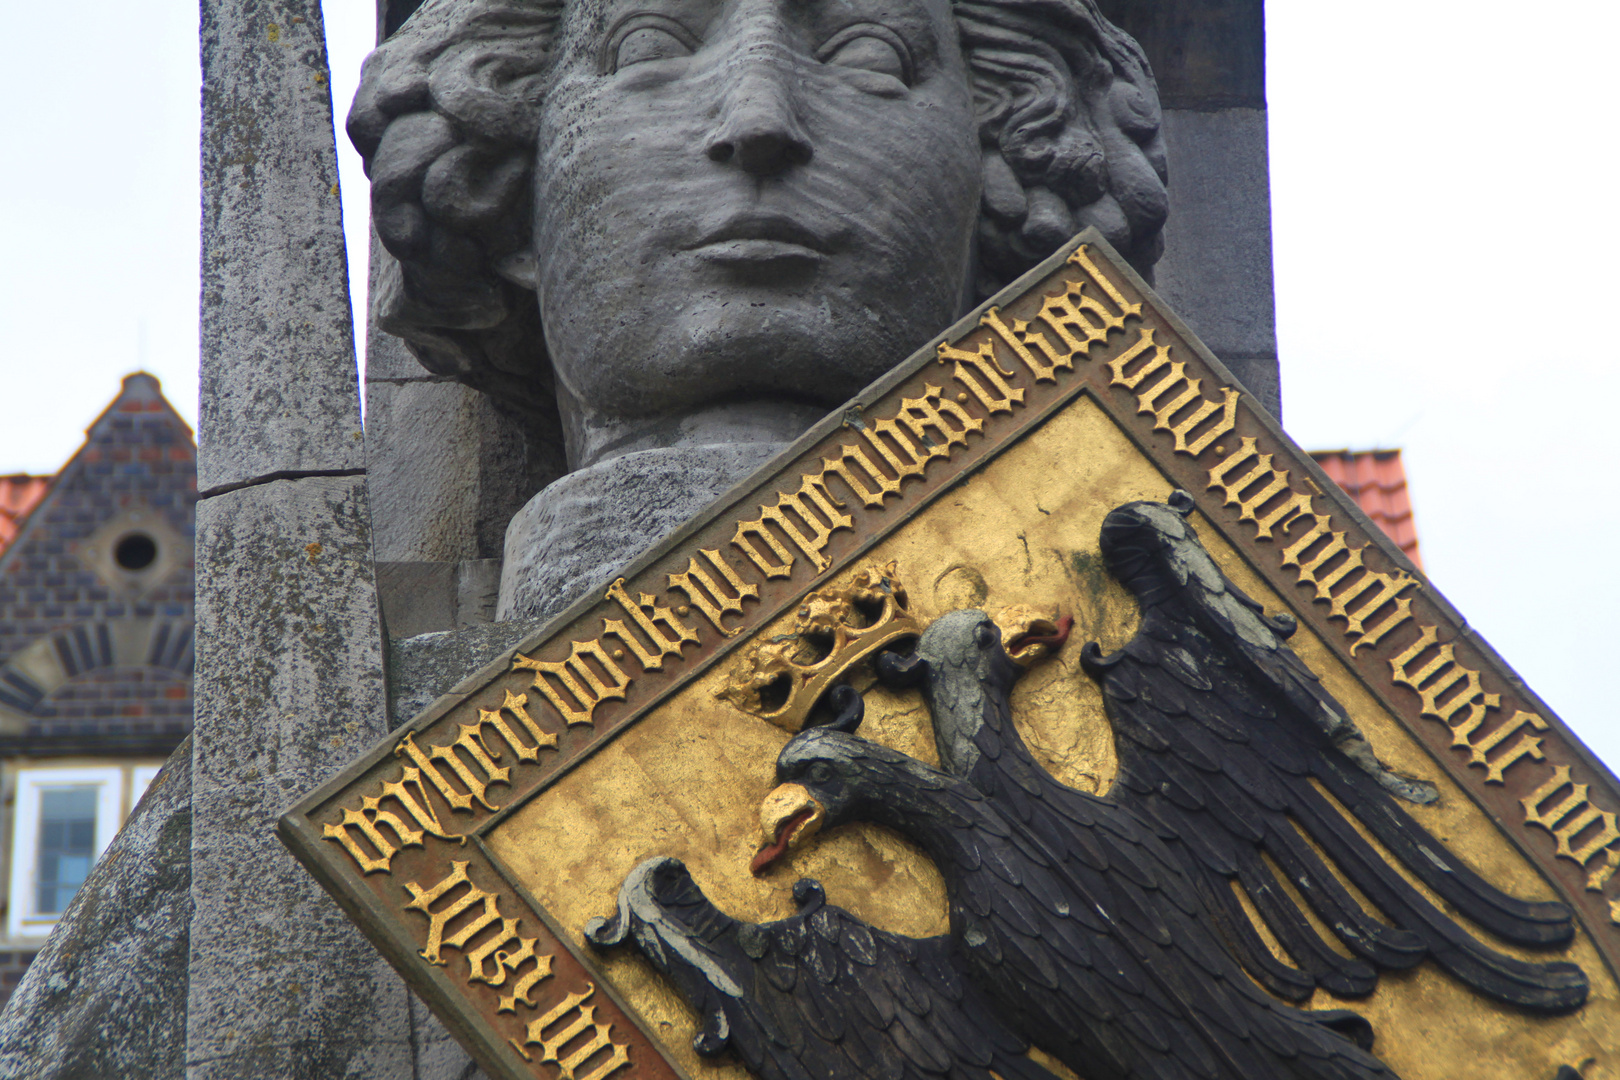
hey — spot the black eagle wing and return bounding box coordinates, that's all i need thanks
[934,656,1393,1080]
[585,857,1060,1080]
[1081,499,1588,1011]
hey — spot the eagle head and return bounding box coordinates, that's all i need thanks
[1096,490,1210,606]
[752,728,868,874]
[881,608,1071,693]
[752,727,940,874]
[1092,490,1303,635]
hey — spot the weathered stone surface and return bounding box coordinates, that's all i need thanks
[364,381,478,560]
[363,231,427,383]
[377,559,457,637]
[1152,107,1281,415]
[458,558,502,626]
[389,618,549,723]
[377,558,503,638]
[198,0,365,492]
[188,475,413,1079]
[192,4,498,1072]
[1095,2,1280,414]
[0,739,192,1080]
[363,225,548,583]
[411,997,492,1080]
[1095,0,1266,109]
[366,378,541,562]
[499,442,782,622]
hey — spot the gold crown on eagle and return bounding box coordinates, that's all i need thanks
[717,562,921,731]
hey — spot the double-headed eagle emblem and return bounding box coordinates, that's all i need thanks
[584,494,1588,1080]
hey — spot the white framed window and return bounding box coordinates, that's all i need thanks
[130,764,163,811]
[8,767,122,938]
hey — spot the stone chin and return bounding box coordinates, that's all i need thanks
[549,288,957,429]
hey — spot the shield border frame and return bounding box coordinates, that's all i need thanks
[281,231,1620,1080]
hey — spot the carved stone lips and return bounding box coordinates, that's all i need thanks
[690,212,832,263]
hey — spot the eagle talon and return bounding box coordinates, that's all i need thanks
[582,914,623,951]
[1267,611,1298,639]
[692,1007,731,1057]
[792,879,826,912]
[819,684,864,734]
[1080,640,1121,675]
[876,648,928,688]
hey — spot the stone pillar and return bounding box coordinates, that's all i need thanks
[190,0,412,1075]
[364,244,536,635]
[1096,0,1281,418]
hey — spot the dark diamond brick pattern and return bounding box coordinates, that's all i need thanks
[0,950,36,1009]
[0,389,195,747]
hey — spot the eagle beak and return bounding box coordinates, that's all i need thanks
[995,605,1073,667]
[751,783,825,875]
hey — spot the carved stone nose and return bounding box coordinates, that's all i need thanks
[708,129,813,175]
[706,84,813,176]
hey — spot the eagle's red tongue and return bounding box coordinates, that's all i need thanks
[750,807,817,876]
[1008,614,1073,653]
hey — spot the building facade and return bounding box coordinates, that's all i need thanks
[0,373,195,1004]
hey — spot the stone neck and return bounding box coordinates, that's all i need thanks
[560,397,831,472]
[497,442,786,622]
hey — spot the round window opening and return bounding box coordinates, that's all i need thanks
[114,533,158,571]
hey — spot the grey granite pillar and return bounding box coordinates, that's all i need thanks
[364,236,542,636]
[191,0,411,1075]
[1097,0,1281,417]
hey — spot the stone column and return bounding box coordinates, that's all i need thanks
[190,0,412,1074]
[364,251,535,636]
[1097,0,1282,418]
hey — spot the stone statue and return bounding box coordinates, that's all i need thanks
[349,0,1169,620]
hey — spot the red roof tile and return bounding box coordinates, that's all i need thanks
[0,475,49,557]
[1309,450,1421,570]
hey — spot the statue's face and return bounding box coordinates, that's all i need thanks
[532,0,982,465]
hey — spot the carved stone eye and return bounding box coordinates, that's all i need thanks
[809,762,835,785]
[616,25,692,68]
[825,36,903,78]
[818,25,912,92]
[602,16,698,74]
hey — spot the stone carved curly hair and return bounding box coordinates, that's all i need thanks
[349,0,1167,468]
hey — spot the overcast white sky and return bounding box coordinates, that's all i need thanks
[1,2,1616,766]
